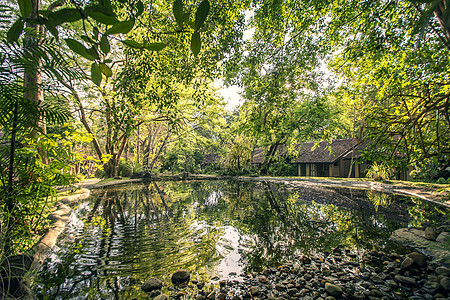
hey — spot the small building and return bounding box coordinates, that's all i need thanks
[294,138,365,178]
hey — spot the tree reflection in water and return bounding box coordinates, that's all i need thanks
[35,180,447,299]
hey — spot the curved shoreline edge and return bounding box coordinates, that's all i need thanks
[19,175,448,298]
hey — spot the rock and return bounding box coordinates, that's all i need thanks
[436,232,450,243]
[249,286,259,296]
[435,266,450,276]
[407,252,427,267]
[154,295,169,300]
[386,279,397,288]
[141,277,163,293]
[394,275,416,285]
[275,283,286,291]
[148,290,161,297]
[324,283,343,297]
[171,269,190,285]
[424,227,438,241]
[258,275,269,284]
[440,276,450,291]
[401,257,415,269]
[325,296,336,300]
[217,293,227,300]
[197,282,205,289]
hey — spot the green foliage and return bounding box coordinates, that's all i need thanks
[268,156,297,177]
[410,157,440,181]
[118,160,137,177]
[365,163,393,181]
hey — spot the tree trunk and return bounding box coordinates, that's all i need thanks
[261,142,279,175]
[24,0,48,163]
[148,132,171,171]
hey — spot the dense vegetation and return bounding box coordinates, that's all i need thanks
[0,0,449,296]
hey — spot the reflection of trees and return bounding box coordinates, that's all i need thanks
[366,190,392,211]
[36,181,447,299]
[36,183,223,299]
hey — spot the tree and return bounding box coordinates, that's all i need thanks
[225,0,450,178]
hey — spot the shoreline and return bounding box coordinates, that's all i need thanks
[80,174,449,208]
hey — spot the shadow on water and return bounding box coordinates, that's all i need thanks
[34,180,448,299]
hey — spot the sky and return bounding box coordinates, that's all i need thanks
[217,11,255,111]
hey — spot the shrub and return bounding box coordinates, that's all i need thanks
[366,162,392,181]
[436,177,446,184]
[117,160,134,177]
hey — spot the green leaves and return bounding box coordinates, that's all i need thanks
[105,18,135,34]
[65,39,94,61]
[84,5,118,25]
[18,0,31,18]
[48,8,82,26]
[7,19,24,43]
[194,0,210,30]
[144,42,167,51]
[100,35,111,55]
[173,0,184,28]
[191,31,201,56]
[91,62,102,86]
[99,63,113,77]
[122,39,142,49]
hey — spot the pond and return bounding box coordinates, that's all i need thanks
[34,180,447,299]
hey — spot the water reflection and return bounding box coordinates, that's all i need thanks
[35,180,447,299]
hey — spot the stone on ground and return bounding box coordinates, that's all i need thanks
[325,282,343,296]
[171,269,191,285]
[141,277,162,293]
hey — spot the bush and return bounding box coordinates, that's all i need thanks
[117,160,134,177]
[366,162,392,181]
[436,177,447,184]
[410,158,440,181]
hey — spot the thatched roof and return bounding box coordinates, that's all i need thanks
[343,140,367,159]
[252,148,266,164]
[293,138,358,163]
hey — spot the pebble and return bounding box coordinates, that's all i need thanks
[140,277,162,293]
[135,249,449,299]
[171,269,191,285]
[324,282,343,297]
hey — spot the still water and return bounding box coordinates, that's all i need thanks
[34,180,447,299]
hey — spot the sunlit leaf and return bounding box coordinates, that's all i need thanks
[99,63,113,77]
[105,18,135,34]
[191,31,201,56]
[194,0,210,30]
[7,19,24,43]
[91,62,102,85]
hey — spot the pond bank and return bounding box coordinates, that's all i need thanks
[31,178,449,299]
[81,174,449,207]
[6,188,91,299]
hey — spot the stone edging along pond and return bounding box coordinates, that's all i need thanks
[16,188,91,299]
